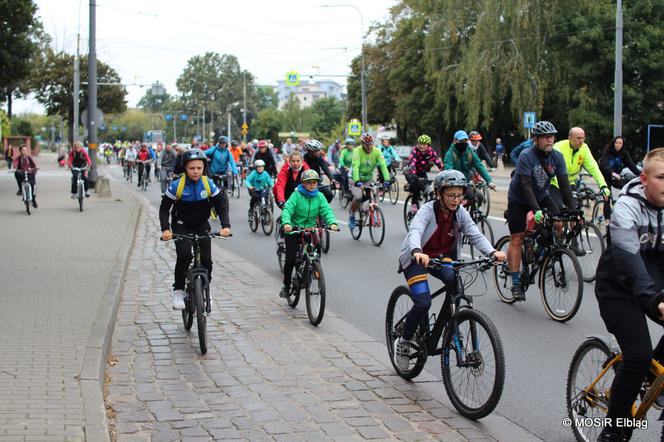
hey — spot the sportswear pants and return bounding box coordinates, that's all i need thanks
[283,233,300,287]
[173,228,212,291]
[71,169,89,194]
[248,188,261,210]
[405,173,426,201]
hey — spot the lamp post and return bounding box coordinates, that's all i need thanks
[613,0,623,136]
[320,4,367,131]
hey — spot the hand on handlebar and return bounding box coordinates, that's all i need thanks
[534,210,545,224]
[488,182,497,191]
[413,252,430,267]
[161,230,173,241]
[283,224,292,233]
[355,181,364,188]
[219,227,231,237]
[491,251,507,262]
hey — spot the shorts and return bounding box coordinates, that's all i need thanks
[350,180,364,202]
[506,195,561,234]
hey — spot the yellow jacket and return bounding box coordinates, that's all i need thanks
[551,139,607,189]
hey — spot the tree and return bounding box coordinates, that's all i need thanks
[255,85,278,112]
[310,97,345,136]
[0,0,42,118]
[10,118,33,136]
[137,88,171,113]
[252,108,282,142]
[104,109,157,142]
[0,110,9,138]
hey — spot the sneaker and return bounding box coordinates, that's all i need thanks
[393,337,414,371]
[85,191,90,198]
[32,200,37,209]
[279,285,290,298]
[70,193,77,199]
[348,215,356,230]
[572,238,586,257]
[596,428,623,442]
[172,289,186,310]
[511,285,526,302]
[16,190,21,196]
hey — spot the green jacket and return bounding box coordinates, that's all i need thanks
[352,146,390,182]
[443,145,492,183]
[551,140,607,189]
[339,148,354,169]
[281,188,337,228]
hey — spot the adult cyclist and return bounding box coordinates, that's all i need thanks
[302,139,336,203]
[335,138,355,196]
[443,130,496,205]
[404,134,444,213]
[205,136,238,191]
[378,136,401,185]
[468,130,496,170]
[505,121,576,301]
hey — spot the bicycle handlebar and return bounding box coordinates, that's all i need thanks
[427,256,496,271]
[161,232,233,242]
[285,226,340,235]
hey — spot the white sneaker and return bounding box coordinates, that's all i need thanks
[70,193,77,199]
[172,289,186,310]
[393,337,415,371]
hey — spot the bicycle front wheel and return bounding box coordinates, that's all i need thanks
[441,308,505,420]
[539,248,583,322]
[194,277,207,354]
[261,207,274,236]
[233,176,241,199]
[182,290,194,331]
[591,199,607,233]
[350,212,363,240]
[469,218,494,258]
[480,185,490,216]
[78,183,84,212]
[385,286,427,380]
[339,188,350,209]
[492,235,517,304]
[320,228,330,254]
[575,223,605,283]
[388,179,399,205]
[305,261,326,326]
[566,338,616,442]
[249,207,259,232]
[369,206,385,246]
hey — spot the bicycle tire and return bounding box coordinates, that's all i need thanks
[369,206,385,246]
[287,275,300,308]
[378,186,386,202]
[276,241,285,273]
[469,218,494,258]
[182,290,194,331]
[233,176,241,199]
[441,308,505,420]
[249,207,259,232]
[385,286,427,380]
[480,185,490,217]
[566,338,615,442]
[194,277,207,354]
[493,235,517,304]
[389,179,399,205]
[575,223,605,283]
[320,229,330,254]
[539,248,583,322]
[305,261,326,326]
[78,183,84,212]
[591,200,607,234]
[350,211,363,240]
[403,195,419,232]
[23,183,31,215]
[261,207,274,236]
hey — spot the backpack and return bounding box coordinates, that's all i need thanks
[175,175,217,219]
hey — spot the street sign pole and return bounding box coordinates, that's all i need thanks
[87,0,98,185]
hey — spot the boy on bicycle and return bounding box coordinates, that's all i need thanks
[393,170,506,371]
[595,148,664,442]
[246,159,274,222]
[280,170,338,298]
[13,145,38,208]
[160,148,231,310]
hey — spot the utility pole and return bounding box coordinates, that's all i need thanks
[87,0,98,186]
[243,72,247,143]
[73,34,80,142]
[202,105,206,144]
[613,0,623,136]
[227,112,232,143]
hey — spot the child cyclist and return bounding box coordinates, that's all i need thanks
[393,170,506,370]
[159,148,231,310]
[246,159,274,222]
[279,170,338,298]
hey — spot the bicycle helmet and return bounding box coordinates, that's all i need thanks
[361,133,374,144]
[218,136,229,144]
[182,148,207,164]
[453,130,469,141]
[344,137,355,145]
[257,140,268,148]
[434,170,467,193]
[301,169,320,182]
[531,121,558,137]
[469,131,482,141]
[304,139,324,152]
[254,159,266,167]
[417,134,432,145]
[231,140,239,146]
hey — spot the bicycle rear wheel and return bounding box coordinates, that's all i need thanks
[492,235,517,304]
[276,240,285,273]
[441,308,505,420]
[540,248,583,322]
[305,261,326,326]
[385,286,427,380]
[575,223,605,283]
[350,212,363,240]
[566,338,615,442]
[403,195,419,232]
[194,277,207,354]
[261,207,274,235]
[388,179,399,205]
[369,206,385,246]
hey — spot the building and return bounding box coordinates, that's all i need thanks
[276,79,345,109]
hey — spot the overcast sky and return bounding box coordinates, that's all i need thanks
[13,0,396,114]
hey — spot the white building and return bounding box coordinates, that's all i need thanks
[276,79,345,109]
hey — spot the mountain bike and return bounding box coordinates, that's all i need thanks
[137,160,150,191]
[566,335,660,441]
[284,227,335,326]
[350,182,386,246]
[72,167,88,212]
[403,179,435,232]
[560,209,605,283]
[575,172,611,234]
[19,168,37,215]
[125,160,134,183]
[461,184,495,258]
[378,167,399,205]
[162,232,229,354]
[493,210,584,322]
[385,256,505,419]
[248,188,274,235]
[470,172,491,217]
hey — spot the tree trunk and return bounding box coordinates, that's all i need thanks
[6,91,13,119]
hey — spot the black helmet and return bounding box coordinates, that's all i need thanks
[531,121,558,137]
[182,148,207,165]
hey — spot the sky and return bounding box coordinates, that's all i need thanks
[13,0,397,114]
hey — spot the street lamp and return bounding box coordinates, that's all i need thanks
[613,0,623,136]
[320,4,367,131]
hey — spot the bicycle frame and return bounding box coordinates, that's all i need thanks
[21,171,34,202]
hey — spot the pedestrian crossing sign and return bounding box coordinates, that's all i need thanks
[348,120,361,136]
[524,112,536,129]
[286,72,300,86]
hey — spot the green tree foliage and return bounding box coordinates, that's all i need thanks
[310,97,345,135]
[252,108,282,142]
[10,118,32,137]
[0,110,10,138]
[137,88,171,113]
[104,109,157,142]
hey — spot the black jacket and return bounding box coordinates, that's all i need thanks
[303,152,334,181]
[251,149,277,177]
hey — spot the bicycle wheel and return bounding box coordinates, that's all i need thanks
[182,290,194,331]
[441,308,505,420]
[261,207,274,236]
[233,176,241,199]
[287,275,300,308]
[403,195,419,232]
[23,184,30,215]
[591,200,608,233]
[369,206,385,246]
[249,207,259,232]
[350,211,363,240]
[305,261,326,326]
[575,223,605,283]
[492,235,517,304]
[469,218,494,258]
[193,276,207,354]
[480,186,490,216]
[385,286,427,380]
[378,186,386,202]
[320,229,330,254]
[276,240,285,273]
[388,179,399,205]
[78,183,84,212]
[539,248,583,322]
[566,338,616,442]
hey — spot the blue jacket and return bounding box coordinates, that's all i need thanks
[205,145,238,175]
[380,145,401,167]
[246,170,274,190]
[148,147,157,160]
[510,139,533,165]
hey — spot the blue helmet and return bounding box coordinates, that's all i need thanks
[182,148,207,165]
[453,130,469,141]
[218,136,229,144]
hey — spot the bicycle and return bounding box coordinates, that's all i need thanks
[350,182,386,247]
[72,167,88,212]
[493,210,584,322]
[19,168,37,215]
[124,160,134,183]
[249,188,274,235]
[566,335,661,441]
[378,166,400,205]
[137,160,150,191]
[162,232,229,354]
[461,184,495,258]
[470,173,491,218]
[385,256,505,419]
[284,226,334,326]
[403,178,435,232]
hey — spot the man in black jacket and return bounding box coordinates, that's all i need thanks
[302,139,336,203]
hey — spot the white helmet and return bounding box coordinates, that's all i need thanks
[254,159,266,167]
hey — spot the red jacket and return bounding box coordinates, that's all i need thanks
[138,149,151,161]
[13,155,37,173]
[273,161,310,204]
[68,149,92,168]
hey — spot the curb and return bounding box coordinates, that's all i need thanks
[79,191,143,442]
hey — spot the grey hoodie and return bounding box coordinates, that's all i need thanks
[595,178,664,316]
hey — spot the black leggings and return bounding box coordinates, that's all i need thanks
[173,228,212,291]
[405,173,427,201]
[283,233,300,287]
[15,171,36,196]
[597,297,664,425]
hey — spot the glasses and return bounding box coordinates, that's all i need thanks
[443,193,464,201]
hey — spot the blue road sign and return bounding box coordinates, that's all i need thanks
[524,112,536,129]
[164,114,173,121]
[180,114,188,121]
[112,126,118,131]
[121,127,127,132]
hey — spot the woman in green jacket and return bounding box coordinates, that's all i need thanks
[280,170,338,297]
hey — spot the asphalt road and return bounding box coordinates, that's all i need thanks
[108,163,662,441]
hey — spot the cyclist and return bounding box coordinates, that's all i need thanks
[274,150,309,209]
[393,170,506,370]
[229,140,243,168]
[378,137,401,185]
[594,147,664,442]
[159,144,176,194]
[303,139,337,203]
[335,138,355,196]
[349,133,391,230]
[468,131,496,170]
[124,143,138,178]
[170,144,186,176]
[279,169,338,298]
[404,134,444,214]
[251,140,278,177]
[147,144,157,182]
[68,141,92,198]
[600,135,641,191]
[13,145,38,208]
[205,136,238,190]
[510,138,533,166]
[443,130,496,205]
[493,138,505,167]
[327,139,342,167]
[246,159,274,222]
[159,148,231,310]
[505,121,576,301]
[136,144,151,187]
